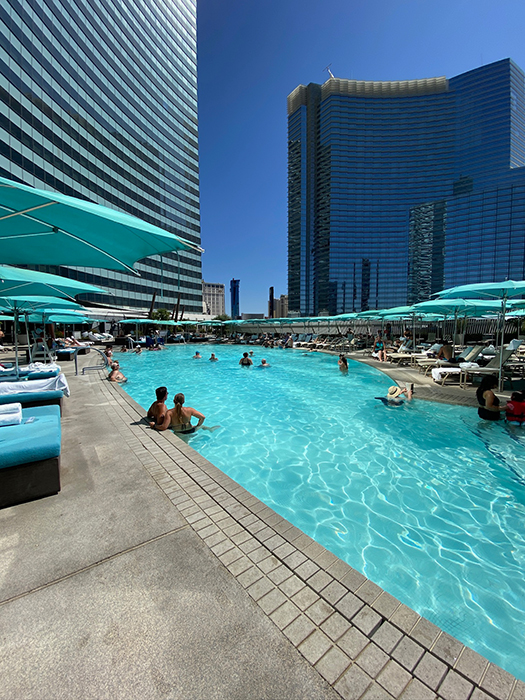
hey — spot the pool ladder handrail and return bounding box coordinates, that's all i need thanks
[78,347,110,376]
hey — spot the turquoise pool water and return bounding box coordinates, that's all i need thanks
[120,344,525,679]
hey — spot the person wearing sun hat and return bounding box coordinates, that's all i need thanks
[376,384,414,406]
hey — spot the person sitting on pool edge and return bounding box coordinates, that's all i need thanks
[153,393,219,433]
[376,384,413,406]
[147,386,168,428]
[108,361,127,383]
[239,352,253,367]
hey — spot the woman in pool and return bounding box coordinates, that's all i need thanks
[476,375,506,421]
[338,354,348,372]
[155,393,218,433]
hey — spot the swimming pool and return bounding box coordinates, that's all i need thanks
[120,344,525,680]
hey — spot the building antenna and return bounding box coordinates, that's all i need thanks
[324,64,335,79]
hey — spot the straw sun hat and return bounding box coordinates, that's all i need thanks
[387,386,403,399]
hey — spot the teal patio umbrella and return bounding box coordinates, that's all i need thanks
[0,267,103,375]
[434,281,525,388]
[0,176,203,274]
[0,266,103,300]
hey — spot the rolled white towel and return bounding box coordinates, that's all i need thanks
[459,362,480,369]
[0,402,22,426]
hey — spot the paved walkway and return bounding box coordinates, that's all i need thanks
[0,351,523,699]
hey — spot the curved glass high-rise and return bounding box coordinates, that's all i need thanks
[0,0,202,313]
[288,59,525,315]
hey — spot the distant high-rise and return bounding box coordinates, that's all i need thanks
[202,281,225,317]
[230,279,240,319]
[1,0,202,313]
[288,59,525,314]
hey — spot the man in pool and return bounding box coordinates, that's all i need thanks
[147,386,168,428]
[209,353,218,361]
[193,351,202,359]
[259,358,270,367]
[153,393,219,433]
[108,361,127,383]
[376,384,413,406]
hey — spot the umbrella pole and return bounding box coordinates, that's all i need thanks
[25,314,32,364]
[498,297,507,392]
[14,309,20,379]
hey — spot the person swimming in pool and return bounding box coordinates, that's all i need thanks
[376,384,413,406]
[259,358,270,367]
[154,393,219,433]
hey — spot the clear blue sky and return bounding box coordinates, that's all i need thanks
[197,0,525,314]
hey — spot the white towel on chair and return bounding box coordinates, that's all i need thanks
[0,402,22,426]
[431,367,461,382]
[459,362,480,370]
[0,373,70,397]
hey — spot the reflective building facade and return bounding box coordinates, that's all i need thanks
[0,0,202,312]
[288,59,525,314]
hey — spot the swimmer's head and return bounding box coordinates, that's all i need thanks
[156,386,168,401]
[174,393,185,405]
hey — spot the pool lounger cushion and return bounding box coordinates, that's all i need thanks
[0,405,61,509]
[0,390,63,412]
[56,348,90,360]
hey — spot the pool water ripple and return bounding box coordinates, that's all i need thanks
[120,344,525,680]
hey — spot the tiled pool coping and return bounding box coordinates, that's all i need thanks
[96,364,523,700]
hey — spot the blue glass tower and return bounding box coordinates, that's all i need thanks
[230,279,240,320]
[0,0,202,313]
[288,59,525,314]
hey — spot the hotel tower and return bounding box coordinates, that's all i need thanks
[0,0,202,313]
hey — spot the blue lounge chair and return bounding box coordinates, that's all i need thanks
[0,404,61,508]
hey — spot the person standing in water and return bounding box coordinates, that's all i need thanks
[338,354,348,372]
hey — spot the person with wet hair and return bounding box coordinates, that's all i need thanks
[147,386,168,427]
[155,393,219,433]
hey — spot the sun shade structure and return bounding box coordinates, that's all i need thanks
[434,280,525,388]
[0,176,203,274]
[0,266,103,299]
[0,268,103,376]
[0,296,87,312]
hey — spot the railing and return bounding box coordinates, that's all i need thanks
[78,347,109,376]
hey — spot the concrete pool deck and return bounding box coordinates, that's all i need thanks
[0,350,523,699]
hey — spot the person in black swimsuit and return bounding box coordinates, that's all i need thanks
[239,352,253,367]
[476,375,506,421]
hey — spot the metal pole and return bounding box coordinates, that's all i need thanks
[498,296,507,391]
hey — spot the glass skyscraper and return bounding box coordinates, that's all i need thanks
[0,0,202,313]
[288,59,525,315]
